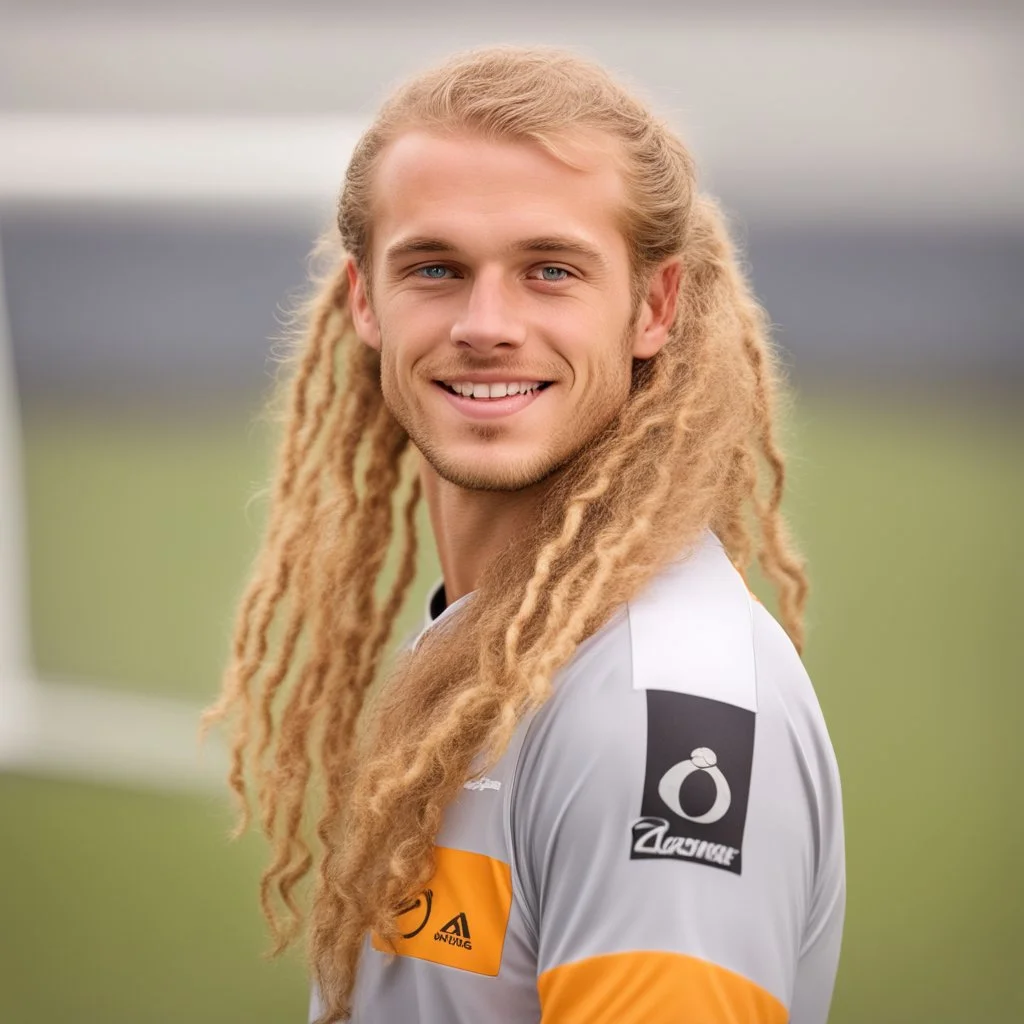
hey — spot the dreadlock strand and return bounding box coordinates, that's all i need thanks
[210,314,351,827]
[354,470,422,701]
[228,291,344,690]
[197,310,331,742]
[713,445,758,578]
[316,423,411,805]
[278,277,349,502]
[248,330,387,902]
[261,396,408,914]
[222,481,325,832]
[502,442,645,668]
[276,845,316,941]
[260,790,315,950]
[740,334,809,649]
[250,364,367,778]
[363,684,487,816]
[529,384,727,693]
[252,562,312,790]
[259,663,327,903]
[251,395,376,844]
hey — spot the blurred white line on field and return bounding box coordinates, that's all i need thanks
[0,676,228,795]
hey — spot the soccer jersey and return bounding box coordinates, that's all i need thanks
[311,531,845,1023]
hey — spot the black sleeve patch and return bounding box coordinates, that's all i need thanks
[630,689,755,875]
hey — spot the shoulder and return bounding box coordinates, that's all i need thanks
[510,533,764,858]
[623,533,842,845]
[626,531,757,711]
[625,531,835,755]
[530,531,766,741]
[511,530,840,876]
[514,532,767,779]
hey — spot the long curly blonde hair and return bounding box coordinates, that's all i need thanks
[203,45,808,1022]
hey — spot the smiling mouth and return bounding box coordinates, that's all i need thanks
[435,380,554,400]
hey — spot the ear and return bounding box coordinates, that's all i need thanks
[631,258,682,360]
[347,259,381,351]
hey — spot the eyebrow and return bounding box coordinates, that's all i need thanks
[509,236,608,268]
[383,238,457,264]
[382,235,609,271]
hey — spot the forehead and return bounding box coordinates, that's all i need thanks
[368,130,629,263]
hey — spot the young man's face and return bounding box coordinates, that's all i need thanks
[349,130,679,492]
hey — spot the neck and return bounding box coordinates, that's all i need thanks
[421,462,554,605]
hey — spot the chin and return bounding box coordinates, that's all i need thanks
[426,446,564,493]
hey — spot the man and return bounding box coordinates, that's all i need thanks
[205,45,844,1024]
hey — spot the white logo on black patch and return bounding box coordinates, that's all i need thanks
[658,747,731,823]
[631,691,755,874]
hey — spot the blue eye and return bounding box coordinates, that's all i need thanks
[415,265,451,279]
[537,266,570,282]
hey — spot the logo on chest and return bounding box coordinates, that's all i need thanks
[373,846,511,976]
[434,911,472,950]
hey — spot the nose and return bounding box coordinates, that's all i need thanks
[450,268,526,353]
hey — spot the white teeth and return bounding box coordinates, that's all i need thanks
[445,380,545,399]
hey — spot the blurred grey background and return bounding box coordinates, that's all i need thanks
[4,0,1023,403]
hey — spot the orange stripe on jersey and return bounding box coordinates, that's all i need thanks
[537,950,787,1024]
[372,846,513,977]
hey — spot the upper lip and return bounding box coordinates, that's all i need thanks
[433,373,553,383]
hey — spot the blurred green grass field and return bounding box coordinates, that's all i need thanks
[2,391,1022,1023]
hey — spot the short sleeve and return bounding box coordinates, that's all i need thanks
[509,594,843,1024]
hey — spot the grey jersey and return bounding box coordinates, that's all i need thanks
[312,532,845,1023]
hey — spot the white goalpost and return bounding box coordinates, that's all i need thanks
[0,229,35,769]
[0,237,229,792]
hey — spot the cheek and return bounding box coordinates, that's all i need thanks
[581,336,636,429]
[579,332,634,401]
[376,338,404,404]
[602,362,634,416]
[376,322,433,419]
[379,304,439,369]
